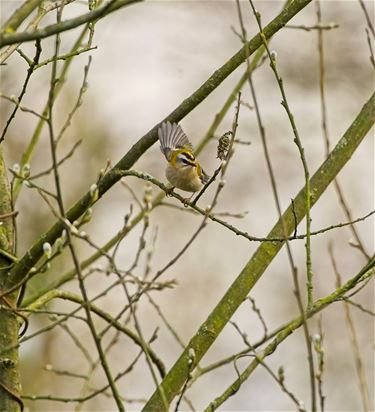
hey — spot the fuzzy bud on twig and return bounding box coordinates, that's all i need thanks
[42,242,52,258]
[22,163,30,178]
[54,237,64,253]
[188,348,196,366]
[143,183,153,211]
[81,208,93,224]
[63,218,79,235]
[11,163,20,174]
[89,183,99,203]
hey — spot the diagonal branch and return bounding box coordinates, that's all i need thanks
[6,0,314,289]
[0,0,141,48]
[142,92,375,411]
[1,0,43,33]
[203,259,375,411]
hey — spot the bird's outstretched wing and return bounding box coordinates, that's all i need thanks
[158,122,194,160]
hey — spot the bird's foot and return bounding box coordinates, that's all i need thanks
[165,186,175,197]
[182,194,194,207]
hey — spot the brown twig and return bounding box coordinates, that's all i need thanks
[316,1,370,261]
[237,2,316,408]
[329,244,371,411]
[0,40,41,143]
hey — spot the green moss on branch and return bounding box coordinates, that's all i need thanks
[0,147,21,412]
[8,0,314,290]
[142,91,375,411]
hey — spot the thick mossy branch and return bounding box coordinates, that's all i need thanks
[0,0,140,47]
[0,148,21,412]
[1,0,43,34]
[204,259,375,411]
[142,92,375,411]
[7,0,313,289]
[0,148,15,263]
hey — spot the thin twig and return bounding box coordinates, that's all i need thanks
[28,140,82,180]
[365,28,375,69]
[0,93,47,121]
[18,289,166,377]
[0,40,42,143]
[343,298,375,316]
[35,46,97,69]
[230,321,306,411]
[202,262,375,412]
[247,296,268,339]
[358,0,375,37]
[56,57,92,144]
[285,23,339,31]
[313,317,325,412]
[242,2,316,410]
[316,1,371,261]
[329,245,371,411]
[45,4,124,409]
[147,294,186,349]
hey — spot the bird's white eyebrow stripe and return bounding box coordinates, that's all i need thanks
[180,151,195,161]
[177,153,196,166]
[184,152,195,160]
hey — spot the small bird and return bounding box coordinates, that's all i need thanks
[158,122,210,193]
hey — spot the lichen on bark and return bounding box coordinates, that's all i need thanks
[0,146,21,412]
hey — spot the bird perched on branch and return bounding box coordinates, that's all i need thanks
[158,122,210,193]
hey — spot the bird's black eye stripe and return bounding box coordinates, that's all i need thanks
[181,158,192,165]
[177,152,196,166]
[182,151,195,161]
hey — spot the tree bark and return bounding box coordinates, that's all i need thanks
[0,146,21,412]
